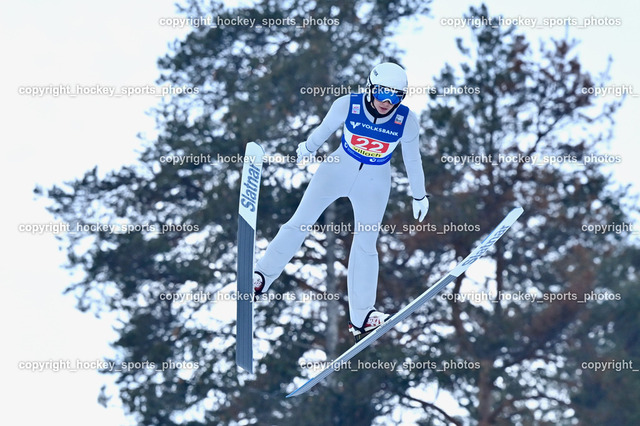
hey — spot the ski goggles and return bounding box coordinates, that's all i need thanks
[371,85,406,104]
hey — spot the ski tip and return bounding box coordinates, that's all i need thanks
[510,206,524,220]
[246,141,265,154]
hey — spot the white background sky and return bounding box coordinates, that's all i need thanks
[2,1,638,425]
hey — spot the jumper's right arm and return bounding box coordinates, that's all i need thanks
[302,95,351,153]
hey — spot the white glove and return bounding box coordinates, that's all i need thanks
[296,141,314,164]
[412,195,430,222]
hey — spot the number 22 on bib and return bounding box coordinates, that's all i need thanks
[341,93,408,165]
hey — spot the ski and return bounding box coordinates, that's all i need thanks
[286,206,524,397]
[236,142,265,373]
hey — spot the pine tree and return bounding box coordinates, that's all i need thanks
[376,5,639,424]
[39,1,640,424]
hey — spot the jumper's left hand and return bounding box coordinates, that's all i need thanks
[412,195,429,222]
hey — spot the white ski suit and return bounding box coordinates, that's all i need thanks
[256,92,427,327]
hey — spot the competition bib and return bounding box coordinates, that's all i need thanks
[341,93,408,165]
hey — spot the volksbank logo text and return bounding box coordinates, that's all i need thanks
[349,121,399,136]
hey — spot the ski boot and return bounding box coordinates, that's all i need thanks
[349,310,391,343]
[253,271,266,299]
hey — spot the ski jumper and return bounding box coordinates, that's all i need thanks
[256,93,427,327]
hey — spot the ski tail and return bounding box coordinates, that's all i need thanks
[236,142,265,373]
[286,206,524,397]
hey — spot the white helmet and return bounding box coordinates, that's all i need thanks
[368,62,408,103]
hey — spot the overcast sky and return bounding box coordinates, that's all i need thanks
[3,1,638,424]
